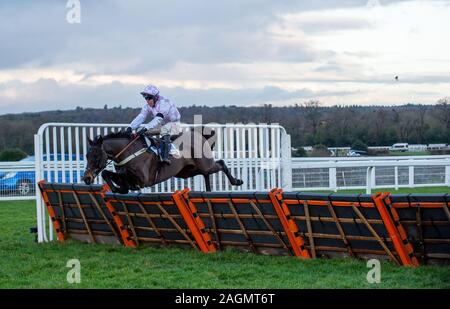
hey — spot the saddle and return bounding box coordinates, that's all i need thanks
[143,134,181,159]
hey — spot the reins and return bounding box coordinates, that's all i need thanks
[89,134,143,179]
[112,134,142,161]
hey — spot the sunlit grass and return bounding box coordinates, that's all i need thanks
[0,200,449,288]
[314,186,450,194]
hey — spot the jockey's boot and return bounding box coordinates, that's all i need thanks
[161,134,172,165]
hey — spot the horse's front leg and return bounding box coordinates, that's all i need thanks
[101,170,116,192]
[101,170,129,194]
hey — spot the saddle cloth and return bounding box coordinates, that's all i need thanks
[144,136,180,158]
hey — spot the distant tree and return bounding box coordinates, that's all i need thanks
[412,105,428,143]
[397,111,415,142]
[0,148,27,161]
[373,109,388,144]
[311,144,331,157]
[295,147,307,157]
[351,139,368,152]
[261,104,272,123]
[436,97,450,132]
[302,100,322,136]
[384,127,398,145]
[1,103,450,156]
[424,126,445,143]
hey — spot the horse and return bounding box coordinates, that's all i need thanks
[82,128,244,193]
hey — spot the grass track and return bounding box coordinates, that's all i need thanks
[0,199,449,288]
[318,186,450,194]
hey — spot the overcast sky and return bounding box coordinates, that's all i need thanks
[0,0,449,114]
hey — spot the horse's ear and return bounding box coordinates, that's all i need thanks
[93,135,103,145]
[88,138,94,146]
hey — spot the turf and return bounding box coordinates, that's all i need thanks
[317,186,450,194]
[388,151,431,156]
[0,200,449,288]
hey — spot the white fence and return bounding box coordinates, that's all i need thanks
[292,155,450,193]
[33,122,291,242]
[3,154,450,201]
[33,123,291,191]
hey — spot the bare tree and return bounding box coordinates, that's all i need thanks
[374,109,387,143]
[302,100,322,136]
[436,97,450,131]
[414,105,428,143]
[397,111,416,141]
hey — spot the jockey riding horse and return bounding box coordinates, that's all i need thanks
[83,84,244,193]
[126,84,180,165]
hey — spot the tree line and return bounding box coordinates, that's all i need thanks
[0,98,449,156]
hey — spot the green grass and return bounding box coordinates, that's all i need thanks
[318,186,450,194]
[1,200,449,288]
[388,151,430,156]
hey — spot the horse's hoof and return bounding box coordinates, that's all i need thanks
[235,179,244,186]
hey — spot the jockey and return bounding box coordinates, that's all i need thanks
[126,84,181,165]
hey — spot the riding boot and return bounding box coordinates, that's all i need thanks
[161,134,172,165]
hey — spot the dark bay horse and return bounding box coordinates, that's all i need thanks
[82,129,243,193]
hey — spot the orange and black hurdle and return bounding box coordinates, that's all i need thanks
[37,180,123,245]
[103,190,216,252]
[37,181,450,266]
[372,192,419,266]
[272,189,407,265]
[184,190,310,258]
[384,193,450,265]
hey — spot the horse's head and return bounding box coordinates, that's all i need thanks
[83,135,108,185]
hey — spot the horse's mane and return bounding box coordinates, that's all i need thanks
[102,131,131,140]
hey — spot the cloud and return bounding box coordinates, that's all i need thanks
[0,0,449,115]
[2,0,407,72]
[280,15,374,34]
[0,0,324,73]
[0,78,137,114]
[0,78,362,114]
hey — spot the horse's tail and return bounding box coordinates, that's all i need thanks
[192,126,216,150]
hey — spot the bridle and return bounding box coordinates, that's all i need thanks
[85,134,143,180]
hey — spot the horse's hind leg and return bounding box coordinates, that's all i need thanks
[203,174,211,191]
[210,159,243,187]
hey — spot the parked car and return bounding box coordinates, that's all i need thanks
[0,157,35,195]
[390,143,409,152]
[0,155,84,196]
[347,150,367,157]
[347,150,361,157]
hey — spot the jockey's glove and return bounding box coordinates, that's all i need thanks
[137,127,148,136]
